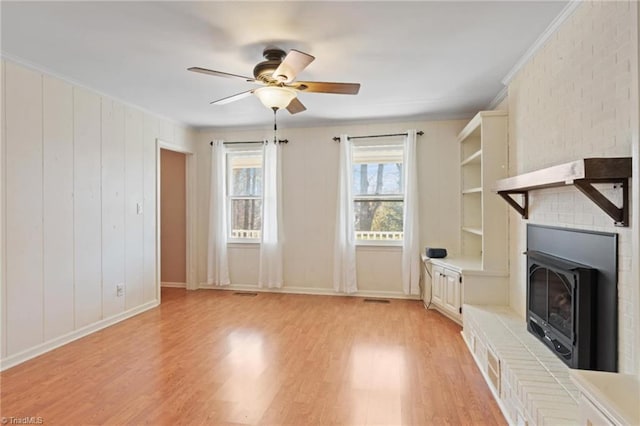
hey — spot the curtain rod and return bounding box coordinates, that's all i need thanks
[209,139,288,146]
[331,131,423,142]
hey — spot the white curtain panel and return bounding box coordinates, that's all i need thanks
[206,140,230,286]
[258,141,284,288]
[333,134,357,294]
[402,130,420,295]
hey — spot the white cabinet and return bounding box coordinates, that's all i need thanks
[430,264,462,323]
[431,265,443,306]
[442,268,461,318]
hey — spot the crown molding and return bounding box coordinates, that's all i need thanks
[501,0,583,85]
[487,86,508,110]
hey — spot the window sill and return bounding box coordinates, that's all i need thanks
[227,240,260,248]
[356,241,403,250]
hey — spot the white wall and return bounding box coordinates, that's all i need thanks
[506,1,639,373]
[195,119,464,297]
[0,59,195,369]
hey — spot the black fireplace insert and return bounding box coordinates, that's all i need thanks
[526,224,617,372]
[526,250,596,369]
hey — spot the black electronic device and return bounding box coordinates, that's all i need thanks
[425,247,447,258]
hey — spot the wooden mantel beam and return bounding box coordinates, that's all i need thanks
[494,158,631,227]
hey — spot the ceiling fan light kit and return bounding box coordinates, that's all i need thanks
[254,86,297,110]
[189,47,361,115]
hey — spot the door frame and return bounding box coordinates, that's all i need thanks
[156,139,197,300]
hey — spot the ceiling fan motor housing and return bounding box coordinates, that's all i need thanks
[253,48,287,81]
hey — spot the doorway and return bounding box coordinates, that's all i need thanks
[156,140,195,300]
[160,149,187,288]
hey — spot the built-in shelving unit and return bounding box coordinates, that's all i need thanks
[423,111,510,324]
[459,111,509,271]
[494,157,632,226]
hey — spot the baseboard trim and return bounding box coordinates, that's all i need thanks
[161,281,186,288]
[197,283,420,300]
[0,300,159,371]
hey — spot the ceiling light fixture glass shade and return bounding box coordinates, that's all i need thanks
[254,86,296,110]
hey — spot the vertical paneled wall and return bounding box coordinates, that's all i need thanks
[0,59,194,365]
[73,88,103,327]
[142,116,160,302]
[124,108,144,310]
[5,62,44,355]
[1,59,6,360]
[101,99,126,319]
[43,77,74,339]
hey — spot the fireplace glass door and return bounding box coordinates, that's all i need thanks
[548,271,573,338]
[529,265,574,341]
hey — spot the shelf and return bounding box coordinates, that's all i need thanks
[462,187,482,194]
[494,157,632,226]
[461,149,482,166]
[462,227,483,236]
[428,255,483,272]
[457,111,507,143]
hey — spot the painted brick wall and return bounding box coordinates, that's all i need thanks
[507,1,636,373]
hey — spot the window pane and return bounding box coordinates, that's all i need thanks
[354,200,403,240]
[231,167,262,196]
[352,162,403,195]
[229,152,262,196]
[230,199,262,239]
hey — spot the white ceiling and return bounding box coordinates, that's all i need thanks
[1,1,567,129]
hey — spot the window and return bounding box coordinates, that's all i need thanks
[351,141,404,242]
[227,149,263,241]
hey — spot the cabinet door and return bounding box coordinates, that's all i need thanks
[432,266,443,306]
[443,269,462,319]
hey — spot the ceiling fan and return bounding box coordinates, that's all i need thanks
[188,47,361,114]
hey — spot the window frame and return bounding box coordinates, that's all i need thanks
[226,146,264,244]
[350,139,405,246]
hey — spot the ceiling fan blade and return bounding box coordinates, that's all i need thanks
[188,67,256,83]
[272,50,315,83]
[210,89,255,105]
[286,97,307,115]
[293,81,360,95]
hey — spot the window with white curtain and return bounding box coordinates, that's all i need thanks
[227,148,263,241]
[351,140,405,243]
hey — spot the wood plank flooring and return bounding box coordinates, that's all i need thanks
[0,288,506,425]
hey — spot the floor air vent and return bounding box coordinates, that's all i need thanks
[363,298,390,304]
[233,292,258,297]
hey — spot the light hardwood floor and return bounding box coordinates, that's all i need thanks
[0,288,505,425]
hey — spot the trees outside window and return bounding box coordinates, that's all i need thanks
[227,150,263,240]
[351,143,404,241]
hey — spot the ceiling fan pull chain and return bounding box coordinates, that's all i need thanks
[273,107,278,144]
